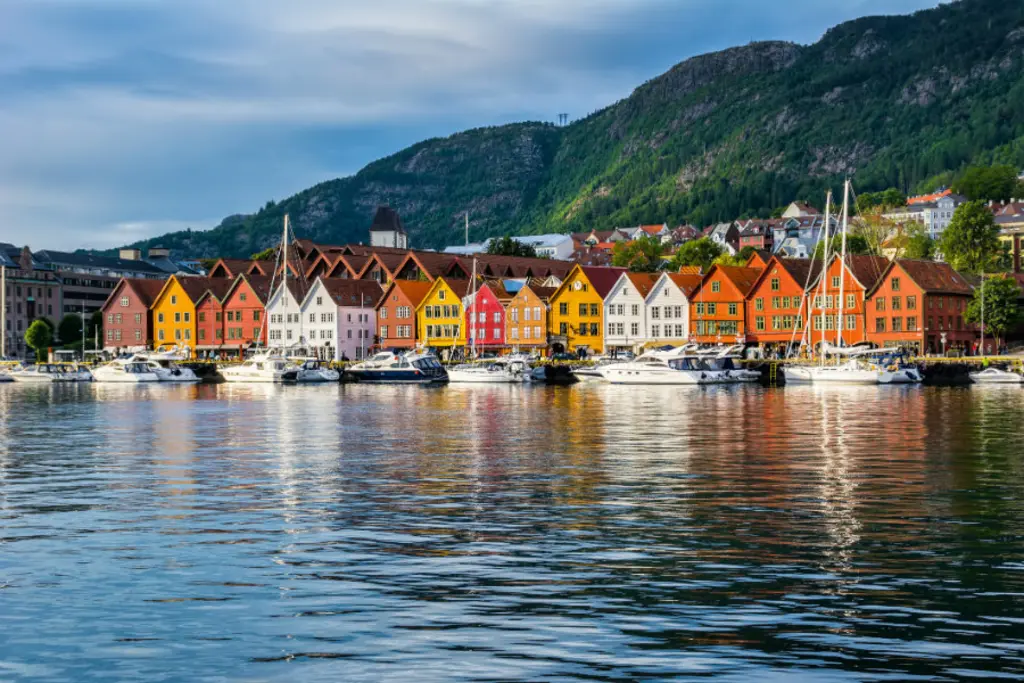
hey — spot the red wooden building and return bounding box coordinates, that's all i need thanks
[466,280,511,349]
[100,278,165,352]
[864,259,977,355]
[376,279,433,350]
[805,255,889,347]
[220,275,273,355]
[745,256,819,348]
[689,265,763,343]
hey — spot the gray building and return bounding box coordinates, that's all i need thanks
[1,244,63,359]
[33,249,169,318]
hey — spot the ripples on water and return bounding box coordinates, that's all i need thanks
[1,383,1024,681]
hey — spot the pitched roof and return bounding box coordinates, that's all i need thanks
[440,278,474,300]
[774,257,823,290]
[666,272,703,297]
[677,265,702,275]
[893,259,973,296]
[377,278,434,309]
[368,206,406,234]
[908,188,952,205]
[102,277,166,311]
[580,266,628,299]
[176,276,234,304]
[843,255,891,290]
[523,284,558,302]
[224,274,275,305]
[33,249,167,275]
[318,278,384,307]
[624,272,658,298]
[710,265,763,297]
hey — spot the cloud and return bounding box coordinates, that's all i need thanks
[0,0,941,250]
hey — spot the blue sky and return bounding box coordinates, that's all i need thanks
[0,0,941,250]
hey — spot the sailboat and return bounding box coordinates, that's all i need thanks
[787,181,921,386]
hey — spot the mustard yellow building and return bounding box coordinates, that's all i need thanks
[416,277,471,351]
[150,276,229,356]
[547,265,625,355]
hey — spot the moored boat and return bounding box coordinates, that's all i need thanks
[219,351,298,383]
[969,367,1024,384]
[93,358,160,383]
[294,358,341,383]
[8,364,79,383]
[448,357,530,383]
[346,351,447,384]
[597,347,710,385]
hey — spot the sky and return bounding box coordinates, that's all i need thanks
[0,0,942,251]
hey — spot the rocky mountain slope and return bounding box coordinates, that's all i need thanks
[124,0,1024,257]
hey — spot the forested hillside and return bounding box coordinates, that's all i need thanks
[123,0,1024,257]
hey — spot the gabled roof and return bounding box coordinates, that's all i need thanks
[223,274,275,305]
[101,277,166,312]
[480,279,514,304]
[328,253,368,278]
[368,206,406,234]
[747,256,821,298]
[313,278,384,307]
[522,284,557,303]
[623,272,658,298]
[208,258,256,278]
[376,278,434,309]
[867,259,973,298]
[578,266,628,299]
[842,255,891,291]
[698,265,763,298]
[666,272,703,297]
[356,251,407,279]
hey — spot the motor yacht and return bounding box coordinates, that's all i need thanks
[346,351,447,384]
[8,364,78,383]
[92,359,161,383]
[219,351,299,383]
[134,348,200,383]
[969,367,1024,384]
[294,359,341,383]
[597,347,710,385]
[448,357,531,383]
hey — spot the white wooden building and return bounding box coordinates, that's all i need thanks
[644,272,703,344]
[603,272,658,352]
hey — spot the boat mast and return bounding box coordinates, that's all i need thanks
[837,179,850,352]
[283,214,290,351]
[1,263,7,359]
[469,256,477,359]
[819,191,832,365]
[980,270,985,356]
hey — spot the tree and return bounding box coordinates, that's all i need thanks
[736,246,758,262]
[87,311,103,343]
[856,188,906,213]
[611,236,664,272]
[57,314,83,345]
[903,226,935,260]
[851,208,899,257]
[251,247,277,261]
[939,200,1002,274]
[24,320,53,362]
[965,275,1023,348]
[812,234,872,261]
[670,237,722,272]
[485,236,537,258]
[713,253,746,267]
[953,165,1022,202]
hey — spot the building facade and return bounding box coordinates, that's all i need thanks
[466,282,508,350]
[34,249,167,317]
[745,257,817,348]
[1,245,63,358]
[548,266,626,355]
[506,284,553,351]
[689,265,762,344]
[417,278,470,354]
[805,255,889,348]
[604,272,657,352]
[377,280,432,350]
[301,278,382,361]
[645,272,702,345]
[100,278,164,353]
[219,275,272,356]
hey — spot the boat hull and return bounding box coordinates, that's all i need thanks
[92,371,160,383]
[347,369,446,384]
[447,370,527,384]
[599,366,706,385]
[969,372,1024,384]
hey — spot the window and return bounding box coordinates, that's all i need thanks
[534,326,541,339]
[892,296,901,311]
[381,308,389,319]
[756,316,765,331]
[755,298,764,311]
[846,314,856,330]
[846,294,855,310]
[216,312,222,322]
[875,317,886,333]
[632,304,639,316]
[438,290,446,301]
[651,306,660,319]
[711,281,721,293]
[651,325,660,337]
[135,313,142,324]
[135,330,142,341]
[315,296,322,306]
[493,312,500,324]
[579,303,588,317]
[184,312,190,323]
[728,303,737,316]
[512,327,520,340]
[907,317,917,331]
[631,322,639,336]
[174,312,181,323]
[120,296,130,307]
[558,302,568,316]
[253,310,261,322]
[199,329,206,341]
[590,323,599,336]
[772,297,780,310]
[107,314,113,324]
[695,303,704,315]
[533,306,541,320]
[707,303,717,315]
[170,295,177,305]
[590,304,599,317]
[559,322,567,335]
[158,329,165,341]
[892,317,903,332]
[607,323,616,336]
[199,312,206,323]
[825,296,834,309]
[831,276,840,288]
[891,277,901,292]
[770,278,780,291]
[875,297,886,312]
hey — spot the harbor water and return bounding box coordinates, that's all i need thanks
[2,383,1024,681]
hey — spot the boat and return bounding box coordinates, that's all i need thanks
[346,351,448,384]
[570,355,629,383]
[92,359,160,383]
[692,345,760,383]
[596,347,711,385]
[219,351,299,383]
[7,363,80,383]
[969,367,1024,384]
[294,358,341,383]
[786,359,884,385]
[136,346,201,382]
[448,357,531,383]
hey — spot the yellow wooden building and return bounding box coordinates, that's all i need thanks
[416,277,472,351]
[547,265,625,355]
[150,276,227,356]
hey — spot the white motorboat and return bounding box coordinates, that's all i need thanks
[92,359,161,383]
[8,364,77,383]
[294,359,341,383]
[448,357,531,383]
[219,351,299,383]
[786,360,882,384]
[570,356,627,383]
[597,347,710,385]
[0,367,12,382]
[136,347,200,382]
[969,367,1024,384]
[347,351,448,384]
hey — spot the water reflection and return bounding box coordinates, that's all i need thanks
[0,382,1023,681]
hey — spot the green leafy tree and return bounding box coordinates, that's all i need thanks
[812,234,872,261]
[24,320,53,362]
[856,188,907,212]
[57,314,83,345]
[939,201,1002,274]
[713,253,746,267]
[965,275,1023,347]
[611,236,664,272]
[485,236,538,258]
[953,165,1022,202]
[736,246,758,262]
[903,226,935,260]
[251,247,277,261]
[670,237,722,272]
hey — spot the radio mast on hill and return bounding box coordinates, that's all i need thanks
[557,113,568,126]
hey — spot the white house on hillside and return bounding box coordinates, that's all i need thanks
[645,272,703,344]
[603,272,657,352]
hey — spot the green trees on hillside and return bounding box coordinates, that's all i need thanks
[670,238,722,272]
[939,201,1003,274]
[953,165,1024,202]
[486,236,538,258]
[611,237,663,272]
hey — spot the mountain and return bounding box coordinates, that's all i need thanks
[124,0,1024,258]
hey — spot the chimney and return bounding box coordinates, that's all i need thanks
[119,248,141,261]
[147,247,170,260]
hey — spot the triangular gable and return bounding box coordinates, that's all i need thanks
[150,274,183,311]
[305,253,335,280]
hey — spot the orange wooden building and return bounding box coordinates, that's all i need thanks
[689,265,762,343]
[805,255,889,347]
[745,256,819,347]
